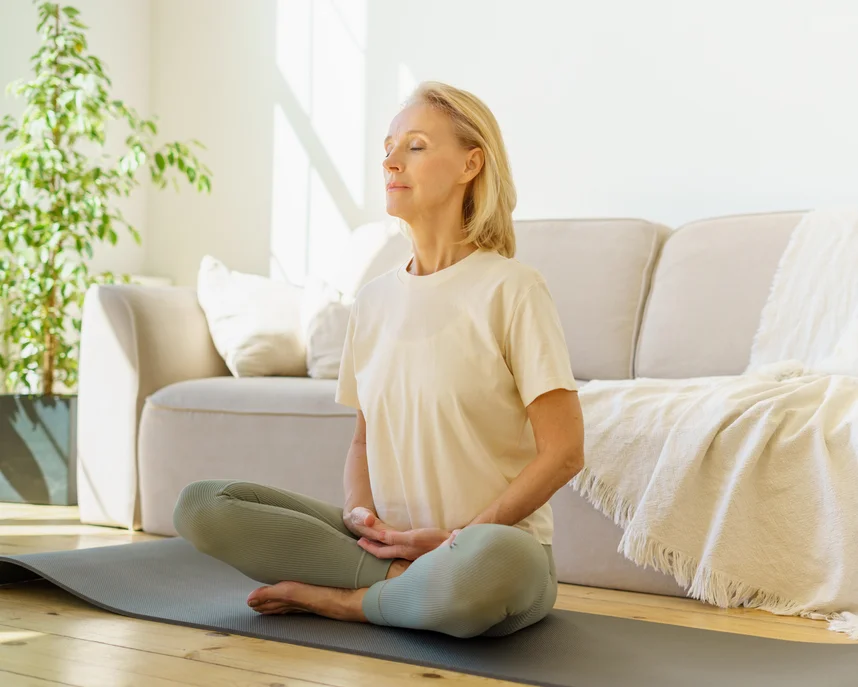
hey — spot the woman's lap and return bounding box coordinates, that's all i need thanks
[173,479,556,637]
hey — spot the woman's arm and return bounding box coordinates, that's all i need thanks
[466,388,584,529]
[343,410,376,515]
[343,410,402,541]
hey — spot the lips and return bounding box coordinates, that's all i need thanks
[387,182,410,191]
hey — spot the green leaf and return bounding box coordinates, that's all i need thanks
[58,90,75,108]
[0,0,210,395]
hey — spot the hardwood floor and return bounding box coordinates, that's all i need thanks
[0,503,852,687]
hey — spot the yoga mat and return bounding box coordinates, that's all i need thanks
[1,537,856,687]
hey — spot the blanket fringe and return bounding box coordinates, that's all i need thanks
[569,466,636,528]
[569,468,858,639]
[827,612,858,640]
[620,527,806,614]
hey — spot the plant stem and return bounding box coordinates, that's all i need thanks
[42,4,63,397]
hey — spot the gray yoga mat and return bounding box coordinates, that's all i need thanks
[1,537,856,687]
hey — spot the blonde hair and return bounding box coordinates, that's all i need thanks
[398,81,517,258]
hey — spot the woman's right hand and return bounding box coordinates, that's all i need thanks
[343,506,399,542]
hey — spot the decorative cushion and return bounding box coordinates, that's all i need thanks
[197,256,306,377]
[635,211,803,378]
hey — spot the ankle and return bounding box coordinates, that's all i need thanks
[385,559,411,580]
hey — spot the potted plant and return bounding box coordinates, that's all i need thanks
[0,1,213,505]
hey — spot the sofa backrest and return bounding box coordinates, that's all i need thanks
[514,218,670,381]
[634,210,805,378]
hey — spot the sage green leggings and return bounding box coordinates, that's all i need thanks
[172,479,558,638]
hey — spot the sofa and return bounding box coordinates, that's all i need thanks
[75,209,804,599]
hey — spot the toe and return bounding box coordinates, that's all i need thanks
[247,585,272,606]
[252,601,277,613]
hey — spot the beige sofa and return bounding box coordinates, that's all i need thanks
[76,210,804,598]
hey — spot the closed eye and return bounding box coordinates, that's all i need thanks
[384,147,424,158]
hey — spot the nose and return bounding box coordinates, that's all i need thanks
[382,151,403,174]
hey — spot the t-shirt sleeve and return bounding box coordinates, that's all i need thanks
[335,299,361,410]
[505,278,578,408]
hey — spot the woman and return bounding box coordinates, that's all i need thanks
[173,81,585,639]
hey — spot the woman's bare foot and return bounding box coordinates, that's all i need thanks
[386,558,412,579]
[246,559,411,619]
[247,582,368,621]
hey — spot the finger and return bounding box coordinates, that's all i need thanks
[357,538,408,559]
[378,530,408,545]
[356,537,384,555]
[372,545,408,559]
[374,517,402,534]
[357,526,386,542]
[352,507,371,525]
[441,530,460,548]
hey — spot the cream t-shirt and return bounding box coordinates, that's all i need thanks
[335,247,578,545]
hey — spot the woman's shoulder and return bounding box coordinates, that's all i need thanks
[350,264,403,307]
[482,250,548,296]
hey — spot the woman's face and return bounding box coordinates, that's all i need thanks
[382,103,482,224]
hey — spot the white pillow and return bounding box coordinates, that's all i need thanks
[301,276,351,379]
[197,255,306,377]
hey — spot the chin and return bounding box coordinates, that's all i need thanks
[385,202,411,223]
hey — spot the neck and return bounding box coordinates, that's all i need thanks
[404,199,476,276]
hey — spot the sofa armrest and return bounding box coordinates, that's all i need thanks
[76,284,229,529]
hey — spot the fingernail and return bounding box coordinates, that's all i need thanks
[248,600,258,607]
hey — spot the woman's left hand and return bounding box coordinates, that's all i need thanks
[356,527,456,561]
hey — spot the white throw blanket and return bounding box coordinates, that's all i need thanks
[570,208,858,637]
[746,207,858,378]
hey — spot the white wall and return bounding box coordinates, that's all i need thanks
[0,0,152,277]
[146,0,278,288]
[6,1,858,287]
[144,0,858,288]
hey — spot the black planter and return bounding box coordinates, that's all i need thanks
[0,394,77,506]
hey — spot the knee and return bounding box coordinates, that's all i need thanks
[449,525,549,612]
[458,525,546,578]
[172,479,229,550]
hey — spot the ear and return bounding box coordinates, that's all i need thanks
[460,147,484,184]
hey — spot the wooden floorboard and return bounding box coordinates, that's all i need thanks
[0,503,852,686]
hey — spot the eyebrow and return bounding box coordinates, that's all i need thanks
[384,129,430,145]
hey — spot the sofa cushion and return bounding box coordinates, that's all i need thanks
[515,219,670,381]
[635,211,805,378]
[139,377,357,536]
[146,376,352,416]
